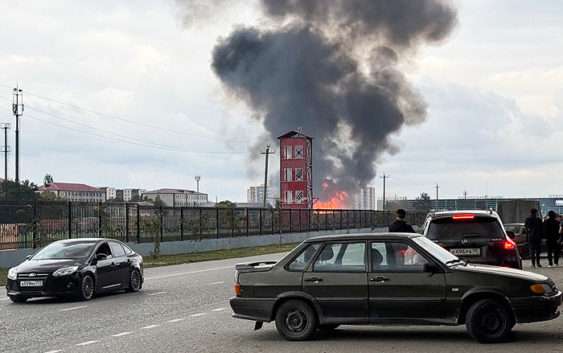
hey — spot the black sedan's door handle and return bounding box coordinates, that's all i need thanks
[304,277,323,283]
[370,276,390,283]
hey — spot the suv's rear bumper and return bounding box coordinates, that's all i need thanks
[511,291,562,323]
[230,297,275,322]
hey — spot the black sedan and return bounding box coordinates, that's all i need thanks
[6,238,143,303]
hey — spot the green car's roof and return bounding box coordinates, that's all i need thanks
[305,232,421,243]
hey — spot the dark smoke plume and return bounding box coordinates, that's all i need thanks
[209,0,457,202]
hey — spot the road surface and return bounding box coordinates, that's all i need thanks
[1,254,562,353]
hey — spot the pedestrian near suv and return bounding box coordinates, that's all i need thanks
[525,208,543,268]
[389,209,415,233]
[544,211,561,267]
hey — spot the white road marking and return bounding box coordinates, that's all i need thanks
[60,305,88,312]
[0,297,9,301]
[208,281,225,285]
[142,324,161,329]
[112,331,133,337]
[76,340,99,346]
[145,265,233,281]
[212,307,226,312]
[44,350,63,353]
[190,313,206,317]
[148,291,168,296]
[167,318,186,323]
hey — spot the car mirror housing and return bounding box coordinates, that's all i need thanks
[424,263,441,273]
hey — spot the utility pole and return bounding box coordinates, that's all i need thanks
[261,145,274,208]
[463,190,467,200]
[1,123,10,198]
[12,87,24,184]
[435,184,439,200]
[380,174,389,211]
[195,176,201,193]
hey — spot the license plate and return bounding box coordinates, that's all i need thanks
[450,248,481,256]
[20,280,43,287]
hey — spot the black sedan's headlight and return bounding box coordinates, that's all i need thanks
[52,266,79,277]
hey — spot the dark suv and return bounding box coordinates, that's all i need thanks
[423,211,522,269]
[230,233,560,343]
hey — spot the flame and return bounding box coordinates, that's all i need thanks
[314,190,349,209]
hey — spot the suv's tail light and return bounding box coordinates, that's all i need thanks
[503,238,516,251]
[234,283,241,297]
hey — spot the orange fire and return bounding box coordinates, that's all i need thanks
[314,190,349,209]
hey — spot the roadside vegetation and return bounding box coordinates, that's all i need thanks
[0,243,296,286]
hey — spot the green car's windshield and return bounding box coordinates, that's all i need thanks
[413,236,459,265]
[33,241,96,260]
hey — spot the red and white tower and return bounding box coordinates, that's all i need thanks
[278,130,313,209]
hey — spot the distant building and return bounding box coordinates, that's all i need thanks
[99,187,116,201]
[278,130,313,209]
[39,182,105,202]
[123,188,145,202]
[142,188,208,207]
[247,185,276,207]
[355,187,376,210]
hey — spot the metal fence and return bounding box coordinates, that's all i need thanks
[0,201,428,250]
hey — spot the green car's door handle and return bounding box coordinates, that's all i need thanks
[304,277,323,283]
[370,276,389,283]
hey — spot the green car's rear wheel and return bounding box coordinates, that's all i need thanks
[275,300,317,341]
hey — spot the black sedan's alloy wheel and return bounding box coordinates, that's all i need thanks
[466,299,513,343]
[79,275,95,301]
[128,269,142,292]
[275,300,317,341]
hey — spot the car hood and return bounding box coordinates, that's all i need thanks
[454,264,548,282]
[13,259,82,273]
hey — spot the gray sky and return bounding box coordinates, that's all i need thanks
[1,0,562,201]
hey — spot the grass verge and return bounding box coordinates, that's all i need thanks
[143,243,297,268]
[0,243,298,287]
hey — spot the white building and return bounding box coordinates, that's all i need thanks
[99,187,116,201]
[39,182,105,203]
[142,188,208,207]
[123,188,145,202]
[355,186,376,210]
[247,185,276,207]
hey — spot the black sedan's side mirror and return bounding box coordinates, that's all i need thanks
[506,231,516,239]
[25,255,32,261]
[424,263,442,273]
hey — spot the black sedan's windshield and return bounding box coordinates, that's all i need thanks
[33,241,96,260]
[413,236,459,265]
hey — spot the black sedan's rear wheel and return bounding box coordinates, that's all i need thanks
[466,299,514,343]
[8,295,27,303]
[127,269,142,292]
[275,300,317,341]
[79,274,95,301]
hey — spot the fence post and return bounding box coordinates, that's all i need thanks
[98,202,102,237]
[271,208,275,234]
[340,210,343,230]
[259,208,263,235]
[245,208,249,236]
[231,208,235,237]
[125,203,130,243]
[216,207,220,238]
[180,207,184,241]
[199,208,203,239]
[32,199,38,248]
[68,201,72,239]
[298,209,302,232]
[289,209,292,233]
[159,206,164,241]
[136,205,140,243]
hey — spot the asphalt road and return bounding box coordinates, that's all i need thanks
[1,255,562,353]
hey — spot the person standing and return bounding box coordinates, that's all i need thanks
[389,209,415,233]
[525,208,543,268]
[543,211,560,267]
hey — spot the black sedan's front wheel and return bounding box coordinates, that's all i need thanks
[127,269,142,292]
[8,295,27,303]
[466,299,514,343]
[78,274,95,301]
[275,300,318,341]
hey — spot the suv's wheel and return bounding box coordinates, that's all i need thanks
[79,274,95,301]
[127,269,142,292]
[275,300,318,341]
[466,299,514,343]
[8,295,27,303]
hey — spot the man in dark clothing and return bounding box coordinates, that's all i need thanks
[389,209,415,233]
[543,211,561,267]
[525,208,543,268]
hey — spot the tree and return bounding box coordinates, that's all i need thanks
[43,174,54,186]
[413,192,432,212]
[216,200,235,208]
[3,180,38,201]
[39,191,58,201]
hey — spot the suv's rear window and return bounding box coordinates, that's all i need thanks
[427,217,504,241]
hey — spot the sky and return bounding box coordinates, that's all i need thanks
[0,0,562,202]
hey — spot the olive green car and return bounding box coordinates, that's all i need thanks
[230,233,561,343]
